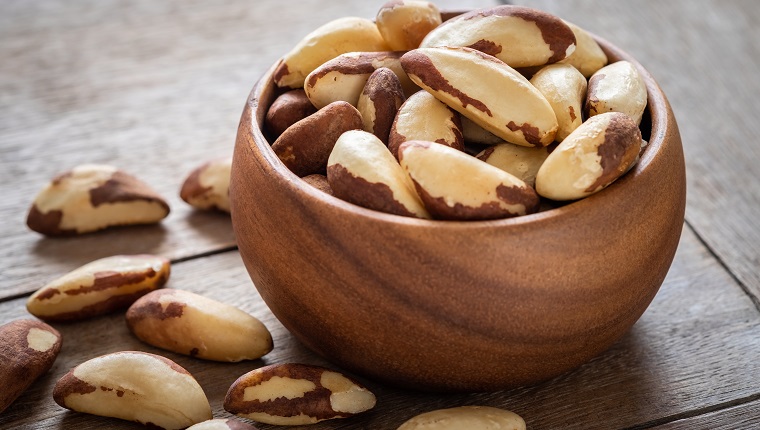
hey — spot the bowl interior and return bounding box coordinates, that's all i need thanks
[248,40,663,228]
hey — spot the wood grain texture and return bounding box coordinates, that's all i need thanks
[2,226,760,429]
[0,252,265,430]
[1,0,759,428]
[0,0,490,301]
[650,398,760,430]
[231,35,685,392]
[521,0,760,309]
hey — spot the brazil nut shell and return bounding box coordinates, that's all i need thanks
[399,140,540,220]
[401,46,558,147]
[535,112,642,200]
[327,130,429,219]
[388,90,463,159]
[586,60,648,125]
[420,5,576,68]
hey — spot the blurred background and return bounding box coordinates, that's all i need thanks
[2,1,759,428]
[2,2,757,291]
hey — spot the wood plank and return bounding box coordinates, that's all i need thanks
[0,252,260,430]
[2,225,760,429]
[522,0,760,306]
[648,398,760,430]
[0,0,495,300]
[3,1,760,429]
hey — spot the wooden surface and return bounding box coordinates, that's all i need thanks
[1,0,758,429]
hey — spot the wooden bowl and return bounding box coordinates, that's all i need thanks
[230,36,686,392]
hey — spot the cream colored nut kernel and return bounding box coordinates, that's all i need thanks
[180,158,232,213]
[265,89,317,138]
[126,288,273,362]
[536,112,642,200]
[274,17,390,89]
[640,138,649,156]
[401,47,558,147]
[357,68,406,144]
[461,116,503,145]
[272,101,363,177]
[27,164,170,236]
[388,90,463,159]
[530,63,587,141]
[305,51,417,109]
[327,130,429,219]
[376,0,442,51]
[26,254,170,322]
[398,406,526,430]
[186,418,260,430]
[301,174,333,195]
[53,351,211,429]
[559,20,608,78]
[476,143,552,188]
[0,319,62,413]
[420,5,576,68]
[224,363,376,425]
[586,60,648,125]
[399,141,539,220]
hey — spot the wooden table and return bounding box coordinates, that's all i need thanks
[2,0,758,428]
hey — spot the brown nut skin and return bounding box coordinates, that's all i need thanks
[0,319,62,413]
[401,47,558,147]
[376,0,442,51]
[265,89,317,138]
[398,406,526,430]
[126,288,273,362]
[420,5,576,68]
[272,101,363,177]
[224,363,376,426]
[399,140,540,220]
[180,158,232,213]
[536,112,642,201]
[230,28,686,394]
[327,130,429,219]
[586,60,648,125]
[186,419,260,430]
[26,254,170,322]
[273,17,390,89]
[304,51,417,109]
[53,351,211,429]
[357,67,406,144]
[388,90,463,159]
[27,164,170,236]
[301,174,333,195]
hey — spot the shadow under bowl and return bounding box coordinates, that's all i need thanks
[230,35,686,392]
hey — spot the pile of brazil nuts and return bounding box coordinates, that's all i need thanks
[7,2,662,427]
[5,244,526,428]
[5,252,384,428]
[265,1,648,221]
[24,158,233,238]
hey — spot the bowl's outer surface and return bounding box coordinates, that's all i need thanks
[230,36,686,392]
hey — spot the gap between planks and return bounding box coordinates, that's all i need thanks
[623,392,760,430]
[624,219,760,429]
[684,219,760,313]
[3,221,760,429]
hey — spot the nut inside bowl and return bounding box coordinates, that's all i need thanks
[230,26,686,392]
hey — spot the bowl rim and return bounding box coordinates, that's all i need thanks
[241,31,673,231]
